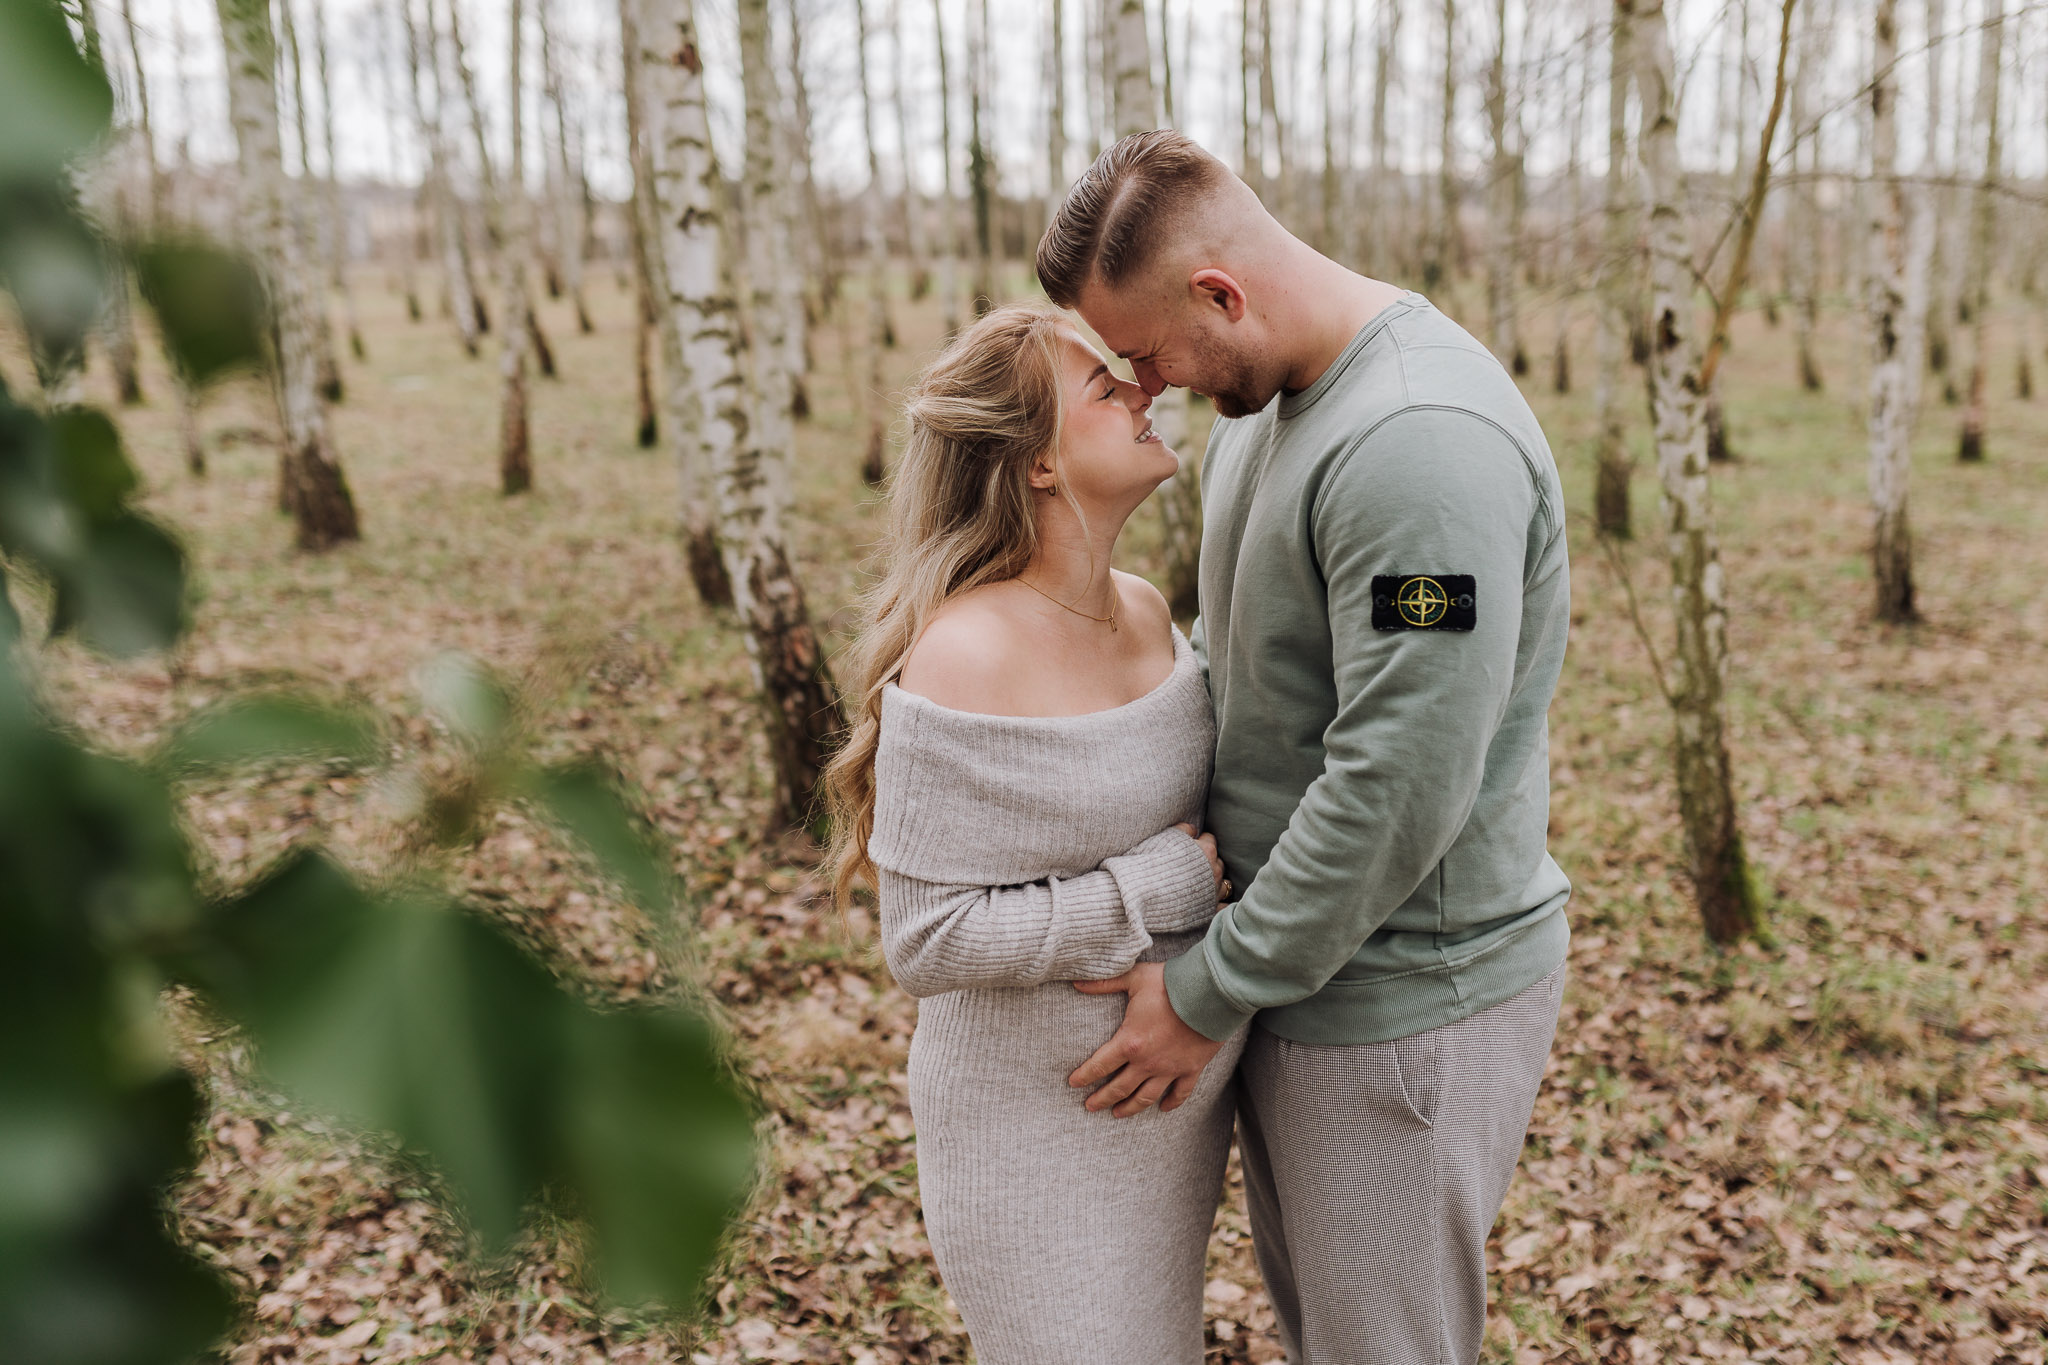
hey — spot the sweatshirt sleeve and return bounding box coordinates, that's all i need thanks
[1163,408,1548,1040]
[879,827,1221,997]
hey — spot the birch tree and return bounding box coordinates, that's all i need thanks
[497,0,534,495]
[1627,0,1760,944]
[75,0,143,408]
[1367,0,1403,276]
[617,0,661,446]
[1106,0,1201,619]
[539,0,593,334]
[646,0,842,827]
[854,0,892,483]
[633,0,732,607]
[930,0,962,336]
[310,0,365,361]
[966,0,997,315]
[890,0,931,299]
[1786,0,1824,391]
[216,0,361,550]
[1484,0,1525,373]
[1594,0,1636,537]
[277,0,345,401]
[1430,0,1459,288]
[1865,0,1919,621]
[400,0,481,358]
[1921,0,1952,389]
[1956,0,2003,462]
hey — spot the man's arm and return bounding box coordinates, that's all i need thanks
[1161,408,1544,1038]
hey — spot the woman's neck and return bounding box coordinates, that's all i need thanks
[1022,505,1125,616]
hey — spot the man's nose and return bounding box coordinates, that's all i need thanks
[1133,360,1167,397]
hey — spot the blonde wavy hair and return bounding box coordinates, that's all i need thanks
[823,303,1075,908]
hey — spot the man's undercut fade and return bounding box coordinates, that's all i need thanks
[1035,130,1229,310]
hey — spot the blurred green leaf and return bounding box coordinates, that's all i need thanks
[526,762,674,915]
[0,563,17,644]
[159,695,381,776]
[419,652,511,748]
[49,514,187,658]
[134,242,268,388]
[192,851,755,1301]
[0,194,105,367]
[47,409,136,519]
[0,0,113,180]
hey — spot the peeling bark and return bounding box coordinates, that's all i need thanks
[1627,0,1759,945]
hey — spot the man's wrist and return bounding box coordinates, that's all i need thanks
[1162,944,1255,1041]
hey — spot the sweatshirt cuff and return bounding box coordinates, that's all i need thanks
[1102,828,1221,934]
[1163,940,1256,1042]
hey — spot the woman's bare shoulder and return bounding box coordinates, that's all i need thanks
[1112,570,1176,644]
[895,589,1038,714]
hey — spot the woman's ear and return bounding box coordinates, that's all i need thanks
[1028,449,1059,495]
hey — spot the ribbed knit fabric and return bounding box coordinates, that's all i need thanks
[872,626,1248,1365]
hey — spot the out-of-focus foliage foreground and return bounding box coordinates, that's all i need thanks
[0,3,755,1361]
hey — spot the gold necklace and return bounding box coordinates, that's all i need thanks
[1016,575,1119,631]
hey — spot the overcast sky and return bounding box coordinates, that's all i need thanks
[98,0,2048,205]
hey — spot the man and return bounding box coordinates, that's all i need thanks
[1044,130,1573,1364]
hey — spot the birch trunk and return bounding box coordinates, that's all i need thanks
[1430,0,1458,289]
[617,0,662,447]
[1110,0,1200,619]
[1368,0,1401,277]
[650,0,842,828]
[1594,0,1634,537]
[540,0,593,333]
[1320,0,1339,254]
[216,0,361,550]
[1787,0,1823,392]
[966,0,997,316]
[311,0,365,360]
[1484,0,1523,373]
[402,0,480,358]
[1240,0,1258,192]
[1555,23,1591,394]
[277,0,345,402]
[634,0,733,607]
[890,0,932,300]
[498,0,533,495]
[930,0,962,336]
[1048,0,1067,198]
[1627,0,1759,944]
[372,0,422,321]
[1866,0,1917,621]
[1921,0,1951,386]
[1956,0,2002,463]
[854,0,892,484]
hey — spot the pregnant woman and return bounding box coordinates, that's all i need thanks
[824,304,1245,1364]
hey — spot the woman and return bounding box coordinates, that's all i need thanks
[824,303,1245,1364]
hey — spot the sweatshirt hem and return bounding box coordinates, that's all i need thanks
[1254,906,1569,1047]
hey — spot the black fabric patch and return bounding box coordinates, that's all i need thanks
[1371,574,1477,632]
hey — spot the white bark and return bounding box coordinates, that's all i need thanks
[1956,0,2002,461]
[403,0,480,356]
[633,0,732,604]
[1628,0,1756,943]
[216,0,359,548]
[1593,0,1634,537]
[498,0,533,494]
[854,0,891,481]
[930,0,961,336]
[646,0,839,826]
[1866,0,1917,620]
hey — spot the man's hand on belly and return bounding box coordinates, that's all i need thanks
[1068,962,1225,1117]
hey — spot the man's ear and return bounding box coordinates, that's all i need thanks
[1188,268,1248,323]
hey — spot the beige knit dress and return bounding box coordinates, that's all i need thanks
[871,627,1247,1365]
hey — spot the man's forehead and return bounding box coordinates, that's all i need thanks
[1074,284,1159,353]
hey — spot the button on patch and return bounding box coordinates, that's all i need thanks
[1372,574,1477,631]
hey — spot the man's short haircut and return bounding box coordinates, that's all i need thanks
[1035,130,1229,309]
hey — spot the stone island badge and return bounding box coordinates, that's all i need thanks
[1372,574,1477,632]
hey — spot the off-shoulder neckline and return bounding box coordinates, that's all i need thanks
[883,625,1196,726]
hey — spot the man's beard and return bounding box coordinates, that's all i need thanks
[1190,336,1271,420]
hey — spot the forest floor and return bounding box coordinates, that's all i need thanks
[13,261,2048,1365]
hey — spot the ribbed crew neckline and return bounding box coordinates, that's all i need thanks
[1276,291,1427,422]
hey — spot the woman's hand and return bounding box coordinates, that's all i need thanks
[1173,822,1228,900]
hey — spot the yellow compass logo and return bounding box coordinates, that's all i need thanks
[1396,575,1450,628]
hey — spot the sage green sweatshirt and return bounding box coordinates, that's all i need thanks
[1166,292,1572,1047]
